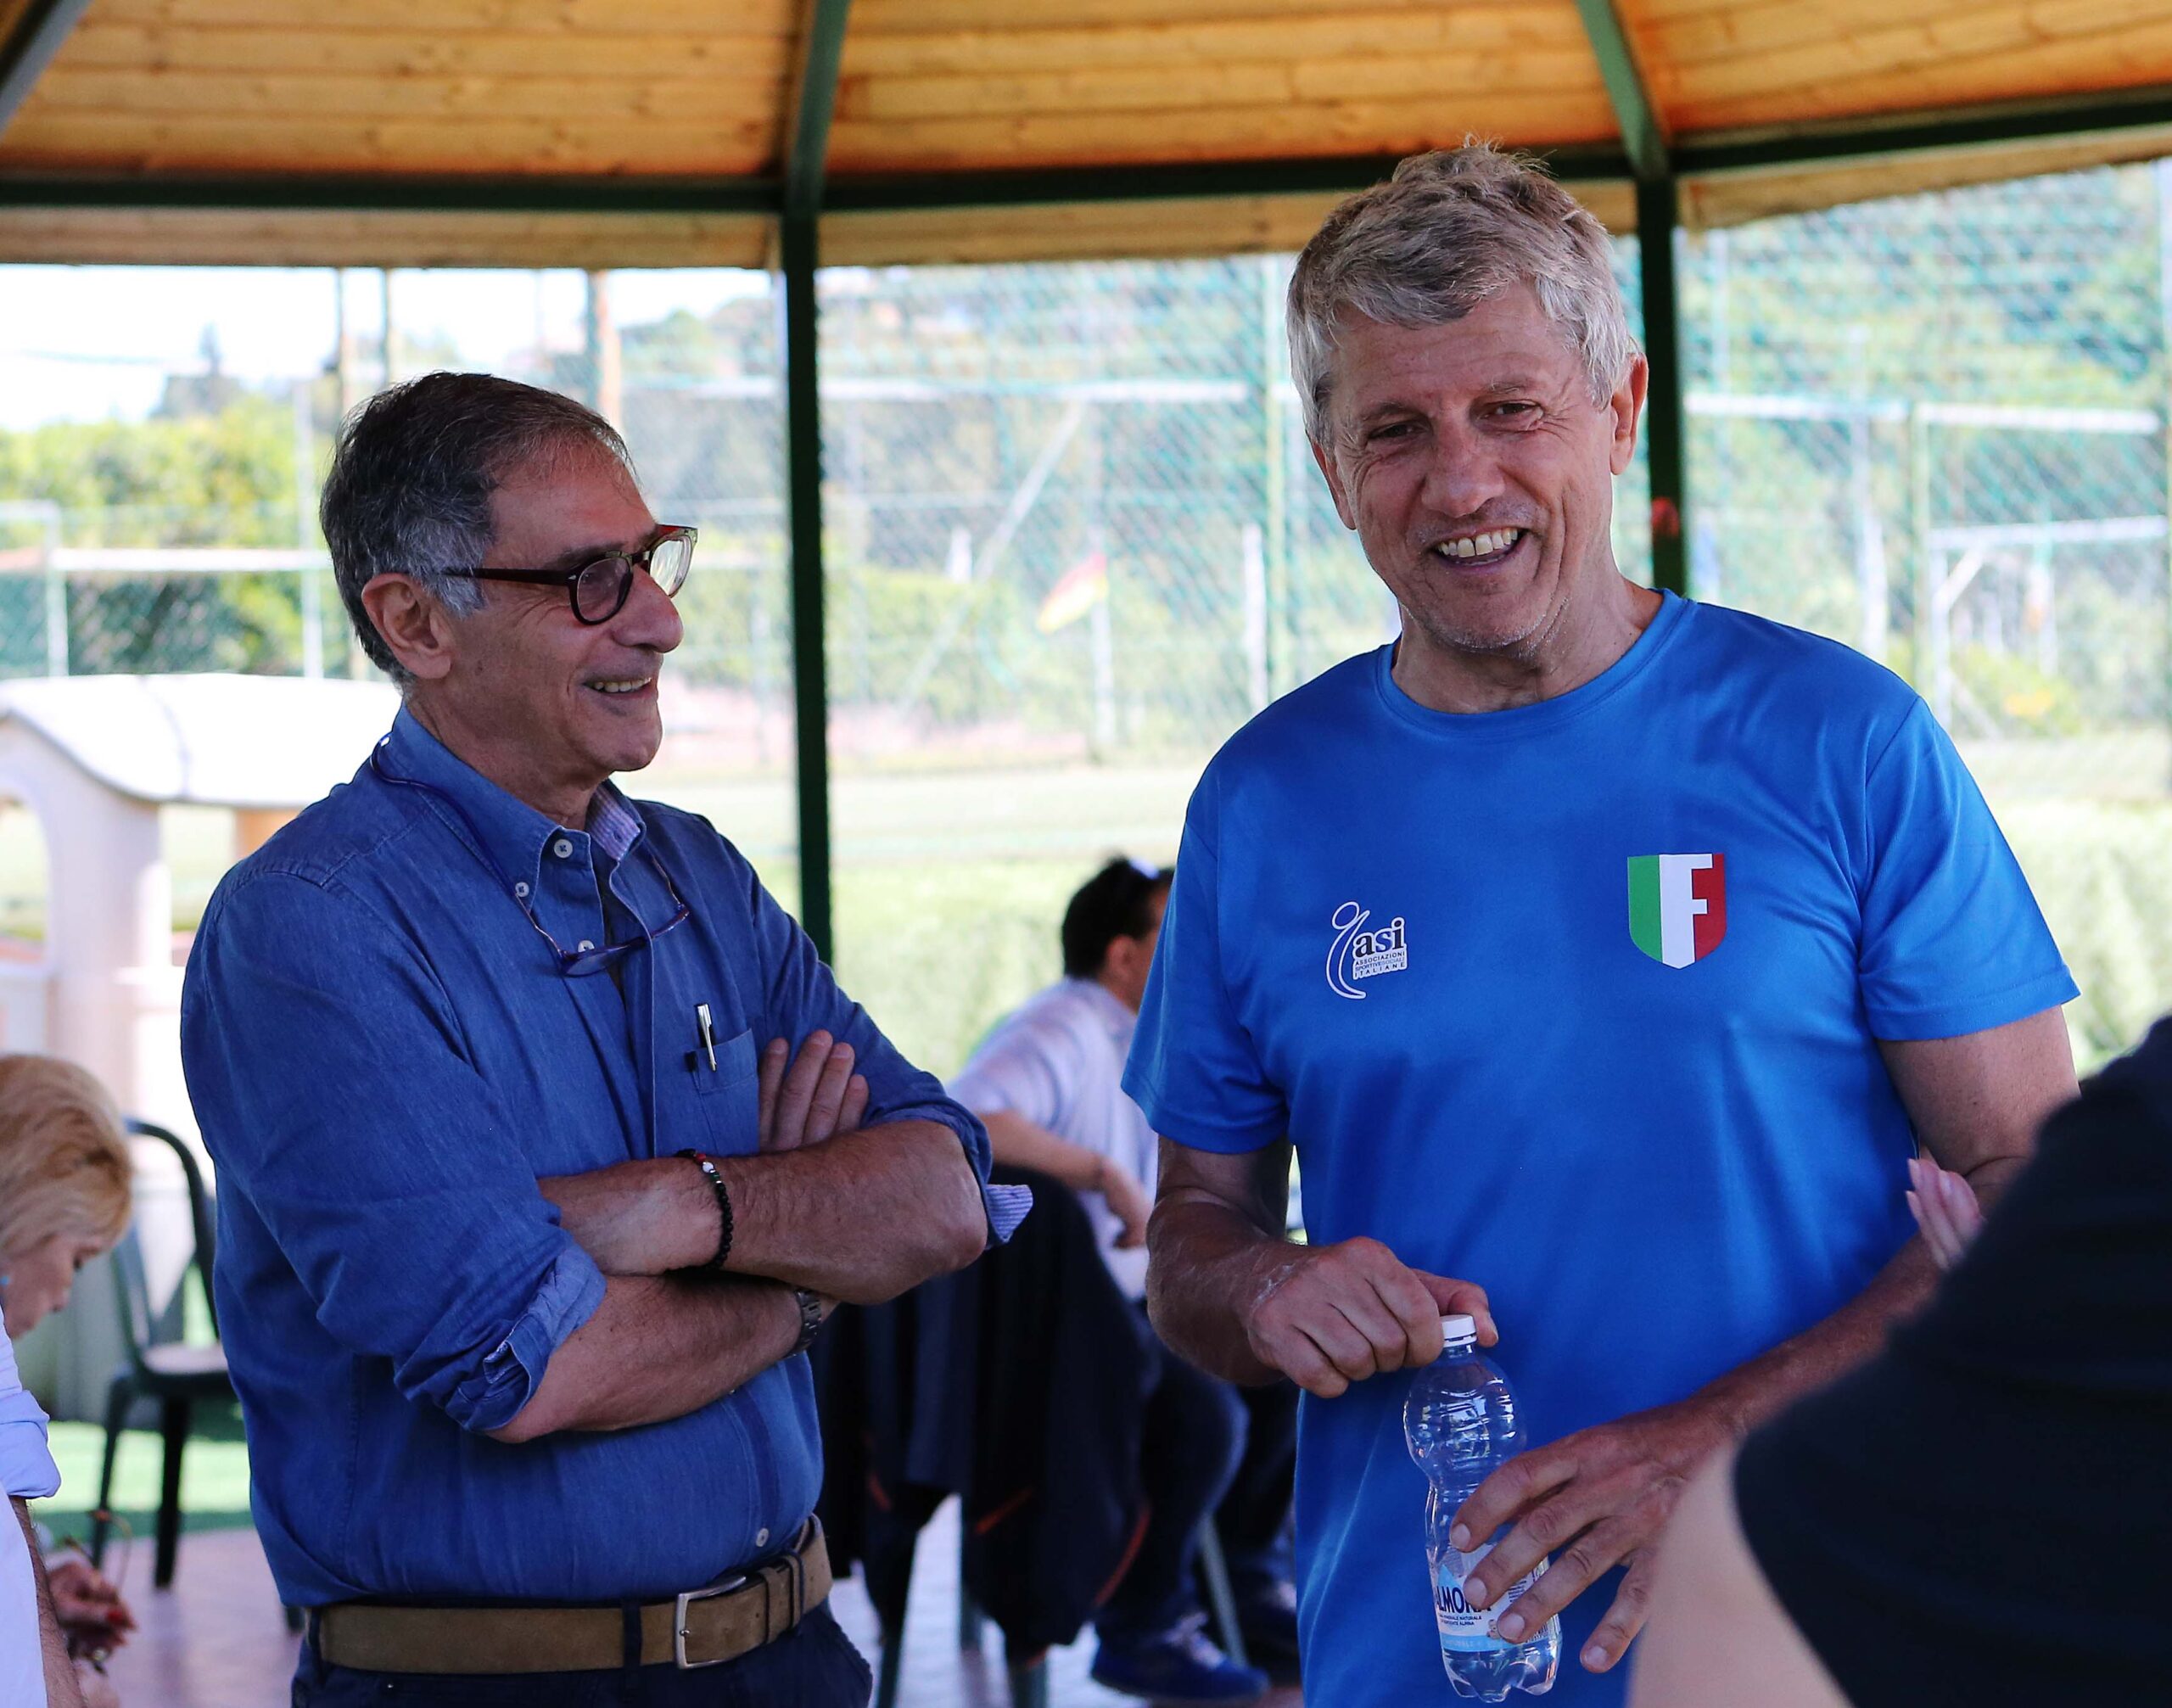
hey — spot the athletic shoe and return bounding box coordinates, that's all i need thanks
[1090,1613,1272,1704]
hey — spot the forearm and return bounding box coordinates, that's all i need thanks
[545,1121,986,1302]
[980,1110,1110,1193]
[14,1498,82,1708]
[1694,1234,1941,1441]
[1145,1194,1296,1386]
[491,1274,808,1443]
[1701,1017,2068,1437]
[718,1121,985,1302]
[541,1158,717,1276]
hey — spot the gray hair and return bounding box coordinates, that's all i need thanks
[320,372,635,685]
[1287,144,1634,444]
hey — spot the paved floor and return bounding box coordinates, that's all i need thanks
[92,1500,1303,1708]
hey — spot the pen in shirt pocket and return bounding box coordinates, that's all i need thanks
[692,1002,718,1072]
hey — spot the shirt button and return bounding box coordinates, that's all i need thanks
[552,838,574,859]
[754,1527,770,1548]
[512,882,530,899]
[577,940,595,952]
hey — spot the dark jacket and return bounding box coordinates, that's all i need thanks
[817,1167,1153,1655]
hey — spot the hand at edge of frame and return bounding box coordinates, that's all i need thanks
[1450,1392,1741,1675]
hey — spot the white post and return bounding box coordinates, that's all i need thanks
[1242,522,1268,712]
[1089,531,1117,752]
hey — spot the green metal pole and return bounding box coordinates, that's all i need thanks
[1261,255,1289,698]
[781,210,832,960]
[1637,174,1689,596]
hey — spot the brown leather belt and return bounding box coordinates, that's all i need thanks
[314,1518,831,1675]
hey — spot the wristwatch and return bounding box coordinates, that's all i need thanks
[789,1286,826,1357]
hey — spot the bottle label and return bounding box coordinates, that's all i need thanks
[1430,1544,1548,1654]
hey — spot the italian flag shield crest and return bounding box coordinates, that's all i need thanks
[1627,853,1727,967]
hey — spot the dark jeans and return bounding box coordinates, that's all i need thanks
[1216,1379,1299,1601]
[1097,1305,1298,1642]
[291,1603,872,1708]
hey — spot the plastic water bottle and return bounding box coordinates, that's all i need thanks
[1403,1314,1561,1699]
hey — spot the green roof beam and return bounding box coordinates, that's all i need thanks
[1574,0,1671,184]
[782,0,853,221]
[0,0,92,139]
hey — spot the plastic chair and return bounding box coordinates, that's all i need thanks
[89,1119,234,1590]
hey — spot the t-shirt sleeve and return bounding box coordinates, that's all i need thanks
[1122,779,1288,1154]
[1732,1021,2172,1705]
[0,1309,59,1502]
[1856,697,2077,1039]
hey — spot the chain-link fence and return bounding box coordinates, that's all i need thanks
[4,160,2172,1071]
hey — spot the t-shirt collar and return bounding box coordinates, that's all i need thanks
[378,705,643,881]
[1371,587,1690,739]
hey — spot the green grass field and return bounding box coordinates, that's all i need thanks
[3,740,2167,1077]
[31,1408,255,1545]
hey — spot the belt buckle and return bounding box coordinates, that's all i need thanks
[674,1571,749,1670]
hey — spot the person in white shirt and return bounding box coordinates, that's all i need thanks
[2,1055,137,1708]
[4,1299,87,1708]
[951,859,1298,1704]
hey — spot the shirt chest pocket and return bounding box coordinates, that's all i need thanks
[659,1024,760,1156]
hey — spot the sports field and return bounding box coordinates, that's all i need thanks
[4,737,2165,1080]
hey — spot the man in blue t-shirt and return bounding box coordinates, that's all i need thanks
[1124,145,2080,1708]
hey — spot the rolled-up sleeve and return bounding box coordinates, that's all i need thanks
[0,1311,59,1501]
[747,871,1030,1243]
[182,870,607,1434]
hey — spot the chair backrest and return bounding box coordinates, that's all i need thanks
[115,1119,220,1355]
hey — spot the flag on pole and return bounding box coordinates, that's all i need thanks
[1035,551,1109,634]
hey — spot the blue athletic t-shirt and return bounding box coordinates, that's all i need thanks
[1123,591,2075,1708]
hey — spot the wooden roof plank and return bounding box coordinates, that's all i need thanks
[26,66,784,119]
[0,205,773,266]
[843,8,1588,77]
[842,50,1604,124]
[853,0,1486,28]
[826,94,1620,173]
[1,111,777,173]
[58,20,794,79]
[1671,22,2172,128]
[92,0,798,35]
[1685,126,2172,225]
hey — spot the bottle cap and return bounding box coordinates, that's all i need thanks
[1440,1313,1478,1344]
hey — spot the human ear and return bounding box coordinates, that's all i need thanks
[1608,355,1649,477]
[1311,434,1359,532]
[360,574,459,683]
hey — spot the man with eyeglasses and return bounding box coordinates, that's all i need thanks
[181,372,1027,1706]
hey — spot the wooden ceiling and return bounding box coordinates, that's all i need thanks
[1,0,2169,266]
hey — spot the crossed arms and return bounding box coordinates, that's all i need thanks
[503,1033,986,1442]
[1145,1007,2078,1677]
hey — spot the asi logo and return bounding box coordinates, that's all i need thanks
[1326,901,1408,1000]
[1627,853,1727,968]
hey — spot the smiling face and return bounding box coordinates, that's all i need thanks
[1313,284,1649,706]
[402,441,684,825]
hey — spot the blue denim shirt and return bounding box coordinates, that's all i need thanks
[182,708,1025,1608]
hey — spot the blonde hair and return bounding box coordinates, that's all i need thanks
[0,1055,132,1267]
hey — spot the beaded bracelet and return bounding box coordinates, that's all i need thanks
[676,1149,734,1272]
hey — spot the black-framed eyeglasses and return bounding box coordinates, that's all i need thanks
[370,747,692,977]
[440,525,697,625]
